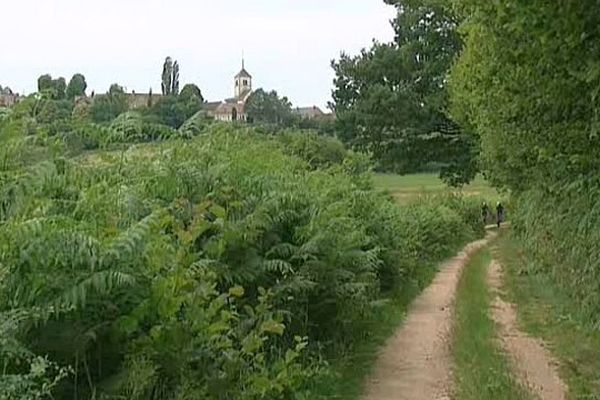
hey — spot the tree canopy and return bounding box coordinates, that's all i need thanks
[37,74,67,100]
[450,0,600,190]
[66,73,87,99]
[245,88,294,125]
[180,83,204,102]
[331,0,476,184]
[161,57,180,96]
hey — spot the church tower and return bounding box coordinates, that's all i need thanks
[234,59,252,100]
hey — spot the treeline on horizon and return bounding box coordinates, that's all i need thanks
[0,56,336,140]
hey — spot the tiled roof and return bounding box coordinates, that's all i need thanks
[235,68,252,79]
[203,101,222,111]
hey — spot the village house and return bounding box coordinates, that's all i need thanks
[294,106,325,119]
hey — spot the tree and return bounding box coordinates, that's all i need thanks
[147,87,153,108]
[66,73,87,99]
[37,74,67,100]
[450,0,600,189]
[109,84,125,96]
[55,78,66,100]
[172,61,180,95]
[180,84,203,102]
[245,88,294,125]
[331,0,476,184]
[161,57,174,96]
[37,74,53,93]
[147,92,201,128]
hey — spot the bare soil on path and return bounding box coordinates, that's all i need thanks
[487,259,568,400]
[362,233,494,400]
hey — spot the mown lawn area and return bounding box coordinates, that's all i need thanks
[373,173,500,204]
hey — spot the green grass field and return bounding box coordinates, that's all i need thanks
[373,173,500,204]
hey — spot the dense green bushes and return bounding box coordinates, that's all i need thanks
[450,2,600,324]
[0,111,484,398]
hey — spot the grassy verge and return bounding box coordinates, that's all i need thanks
[452,247,531,400]
[496,231,600,399]
[314,264,439,399]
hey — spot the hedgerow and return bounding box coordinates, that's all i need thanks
[450,2,600,326]
[0,111,484,399]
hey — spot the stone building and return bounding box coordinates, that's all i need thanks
[294,106,325,119]
[208,61,253,122]
[127,91,162,109]
[0,87,22,107]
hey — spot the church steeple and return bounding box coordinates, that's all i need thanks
[234,57,252,100]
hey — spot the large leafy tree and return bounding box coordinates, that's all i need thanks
[331,0,476,184]
[450,0,600,190]
[37,74,67,100]
[66,73,87,99]
[245,88,294,125]
[180,83,203,103]
[37,74,53,93]
[146,84,203,128]
[147,96,190,128]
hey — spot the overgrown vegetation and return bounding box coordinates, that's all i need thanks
[450,2,600,325]
[496,232,600,399]
[0,89,485,399]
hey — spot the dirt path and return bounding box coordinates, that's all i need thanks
[487,259,568,400]
[362,233,494,400]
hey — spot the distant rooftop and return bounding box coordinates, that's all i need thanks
[294,106,325,119]
[235,58,252,79]
[235,68,252,79]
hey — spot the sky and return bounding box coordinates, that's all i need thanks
[0,0,396,109]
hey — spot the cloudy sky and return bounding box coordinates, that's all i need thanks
[1,0,396,109]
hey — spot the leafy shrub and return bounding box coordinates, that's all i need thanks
[0,107,12,124]
[89,92,128,123]
[0,119,484,399]
[178,110,211,138]
[276,130,347,169]
[147,94,202,128]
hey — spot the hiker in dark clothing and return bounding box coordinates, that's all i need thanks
[496,202,505,228]
[481,202,490,225]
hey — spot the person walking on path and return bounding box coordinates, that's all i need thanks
[481,202,490,225]
[496,202,505,228]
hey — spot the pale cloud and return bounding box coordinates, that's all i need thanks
[0,0,396,108]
